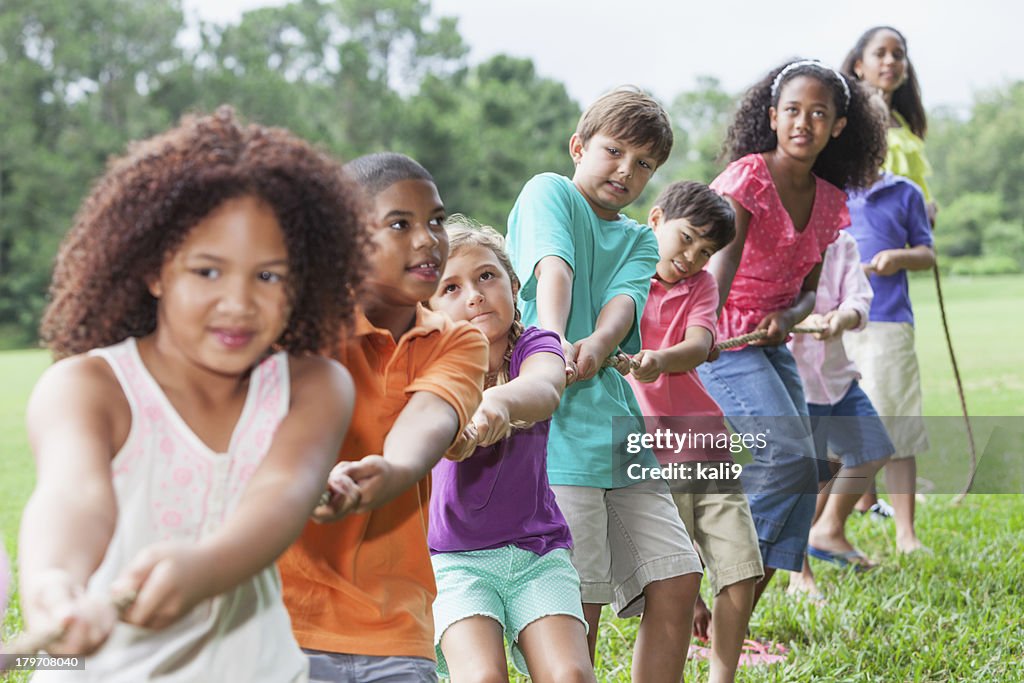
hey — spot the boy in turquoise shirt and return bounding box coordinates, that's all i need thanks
[507,88,703,683]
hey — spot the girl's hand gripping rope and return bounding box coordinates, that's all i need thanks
[2,569,136,666]
[111,542,210,630]
[445,423,480,463]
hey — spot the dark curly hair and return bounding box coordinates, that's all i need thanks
[841,26,927,139]
[41,106,368,359]
[721,60,887,190]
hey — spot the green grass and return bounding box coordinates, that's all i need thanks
[2,274,1023,681]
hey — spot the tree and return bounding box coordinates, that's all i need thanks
[401,55,578,230]
[0,0,185,346]
[632,76,734,220]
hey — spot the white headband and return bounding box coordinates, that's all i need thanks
[770,59,851,109]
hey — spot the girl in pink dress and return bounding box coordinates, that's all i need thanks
[697,60,887,608]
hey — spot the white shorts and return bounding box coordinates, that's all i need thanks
[843,321,929,459]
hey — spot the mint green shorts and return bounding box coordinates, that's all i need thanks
[431,546,586,678]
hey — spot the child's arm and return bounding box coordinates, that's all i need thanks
[632,326,714,383]
[534,255,576,366]
[706,198,750,315]
[574,294,635,381]
[18,357,124,654]
[754,260,821,346]
[865,244,935,276]
[815,237,873,341]
[115,356,354,629]
[464,351,565,449]
[327,392,461,514]
[319,323,488,515]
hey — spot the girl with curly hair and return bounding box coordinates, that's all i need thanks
[20,107,365,681]
[695,60,887,609]
[426,217,594,682]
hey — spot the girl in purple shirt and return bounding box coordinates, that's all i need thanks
[428,218,594,682]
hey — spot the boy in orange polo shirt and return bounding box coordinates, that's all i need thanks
[278,153,487,682]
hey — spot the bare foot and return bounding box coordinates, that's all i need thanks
[897,536,932,554]
[786,573,825,603]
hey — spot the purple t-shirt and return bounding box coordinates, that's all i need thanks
[846,172,933,324]
[429,327,572,556]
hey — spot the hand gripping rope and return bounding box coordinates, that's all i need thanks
[598,326,825,370]
[0,588,137,671]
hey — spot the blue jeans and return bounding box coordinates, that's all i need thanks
[697,345,817,572]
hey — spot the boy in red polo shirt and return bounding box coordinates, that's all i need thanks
[627,181,764,683]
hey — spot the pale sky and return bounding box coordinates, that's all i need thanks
[183,0,1021,112]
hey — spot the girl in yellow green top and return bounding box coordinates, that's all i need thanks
[842,25,937,223]
[841,26,936,553]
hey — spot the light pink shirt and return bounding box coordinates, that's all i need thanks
[789,231,873,405]
[710,153,849,348]
[627,271,734,463]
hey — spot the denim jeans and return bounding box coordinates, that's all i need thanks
[697,345,817,571]
[305,651,437,683]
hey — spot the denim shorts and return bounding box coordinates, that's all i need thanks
[808,380,894,481]
[305,650,437,683]
[697,345,818,572]
[431,546,586,678]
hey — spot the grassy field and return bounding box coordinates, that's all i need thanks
[1,273,1023,681]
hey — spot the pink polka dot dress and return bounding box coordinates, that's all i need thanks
[710,153,850,347]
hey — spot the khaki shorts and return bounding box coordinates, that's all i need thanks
[671,491,764,595]
[843,322,929,459]
[550,479,703,618]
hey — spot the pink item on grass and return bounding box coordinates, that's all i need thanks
[688,638,790,666]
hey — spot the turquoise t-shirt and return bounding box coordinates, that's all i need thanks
[507,172,660,488]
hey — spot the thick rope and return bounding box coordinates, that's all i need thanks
[933,264,978,505]
[714,326,824,351]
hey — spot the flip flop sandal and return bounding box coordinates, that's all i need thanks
[807,545,877,572]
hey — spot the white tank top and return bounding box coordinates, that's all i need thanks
[34,338,308,682]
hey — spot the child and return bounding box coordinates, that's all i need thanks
[840,169,936,553]
[625,181,764,683]
[843,27,938,550]
[18,107,365,681]
[277,153,488,683]
[507,88,704,683]
[787,230,894,597]
[428,218,595,682]
[842,26,937,223]
[696,60,887,608]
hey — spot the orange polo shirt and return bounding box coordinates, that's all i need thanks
[279,304,487,659]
